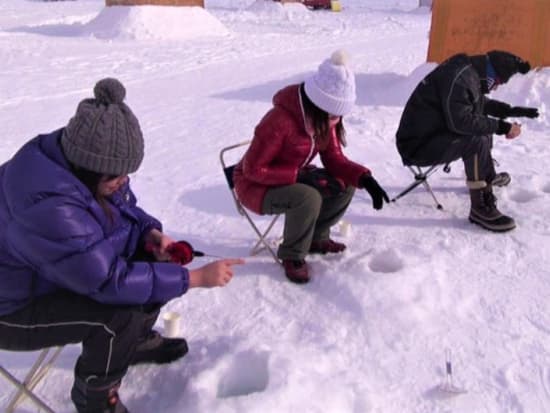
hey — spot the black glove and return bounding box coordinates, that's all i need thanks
[508,106,539,118]
[496,120,512,135]
[359,174,389,210]
[297,167,345,197]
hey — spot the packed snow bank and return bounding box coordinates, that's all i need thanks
[491,67,550,132]
[206,0,256,9]
[247,0,285,13]
[247,0,309,15]
[84,5,229,40]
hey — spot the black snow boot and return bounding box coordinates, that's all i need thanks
[130,330,188,366]
[468,185,515,232]
[71,377,128,413]
[491,171,511,187]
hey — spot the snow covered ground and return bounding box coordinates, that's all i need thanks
[1,0,550,412]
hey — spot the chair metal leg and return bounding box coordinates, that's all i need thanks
[420,180,443,210]
[391,176,427,202]
[250,215,280,253]
[0,366,55,413]
[244,213,282,264]
[391,165,444,209]
[2,347,62,413]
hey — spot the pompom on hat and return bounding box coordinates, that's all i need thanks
[304,50,356,116]
[487,50,531,83]
[61,78,144,176]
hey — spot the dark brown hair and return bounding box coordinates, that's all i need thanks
[300,83,346,150]
[70,166,115,222]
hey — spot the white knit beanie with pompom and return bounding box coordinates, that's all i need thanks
[304,50,356,116]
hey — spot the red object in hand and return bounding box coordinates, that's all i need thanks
[166,241,195,265]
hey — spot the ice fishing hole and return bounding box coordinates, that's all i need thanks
[217,350,269,398]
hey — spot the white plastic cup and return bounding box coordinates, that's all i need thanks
[339,220,351,237]
[163,312,181,338]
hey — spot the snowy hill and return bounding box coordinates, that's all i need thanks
[1,1,550,412]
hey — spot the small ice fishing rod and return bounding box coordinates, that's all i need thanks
[145,240,223,264]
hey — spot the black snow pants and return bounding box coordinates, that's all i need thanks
[403,134,496,184]
[0,290,161,385]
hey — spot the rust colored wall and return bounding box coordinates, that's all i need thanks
[428,0,549,67]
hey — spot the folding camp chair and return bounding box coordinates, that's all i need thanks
[0,346,64,413]
[220,141,282,264]
[391,163,451,210]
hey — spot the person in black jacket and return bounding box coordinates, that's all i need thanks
[396,50,539,232]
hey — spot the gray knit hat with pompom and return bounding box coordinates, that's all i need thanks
[61,78,144,176]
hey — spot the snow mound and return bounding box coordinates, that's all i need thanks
[247,0,309,15]
[283,2,310,13]
[490,67,550,132]
[206,0,257,8]
[246,0,285,13]
[84,5,229,40]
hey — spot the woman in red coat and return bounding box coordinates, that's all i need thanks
[234,51,388,283]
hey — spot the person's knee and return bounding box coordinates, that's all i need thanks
[102,307,146,339]
[471,135,491,152]
[292,184,322,215]
[342,185,355,199]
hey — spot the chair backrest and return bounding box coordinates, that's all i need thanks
[219,140,251,214]
[223,164,236,189]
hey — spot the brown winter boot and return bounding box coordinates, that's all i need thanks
[282,259,309,284]
[309,239,346,254]
[468,183,515,232]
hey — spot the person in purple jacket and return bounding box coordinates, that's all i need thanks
[0,78,243,413]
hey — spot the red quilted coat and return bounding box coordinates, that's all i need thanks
[233,84,370,214]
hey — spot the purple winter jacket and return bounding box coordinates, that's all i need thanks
[0,129,189,316]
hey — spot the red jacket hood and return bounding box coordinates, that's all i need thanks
[272,84,306,133]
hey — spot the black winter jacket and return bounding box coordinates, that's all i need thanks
[396,54,511,165]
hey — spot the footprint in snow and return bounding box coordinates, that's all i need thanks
[217,350,269,398]
[509,188,538,203]
[368,248,404,273]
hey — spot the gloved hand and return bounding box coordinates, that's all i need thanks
[297,166,345,197]
[359,174,389,210]
[166,241,204,265]
[508,106,539,118]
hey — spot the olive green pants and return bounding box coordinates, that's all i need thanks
[261,183,355,260]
